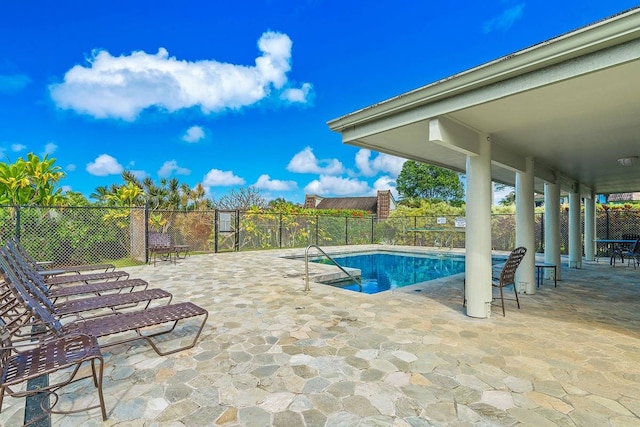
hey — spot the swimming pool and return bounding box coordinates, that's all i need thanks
[313,251,502,294]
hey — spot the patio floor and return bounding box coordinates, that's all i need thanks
[1,245,639,426]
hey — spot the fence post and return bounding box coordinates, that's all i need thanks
[414,216,417,247]
[345,217,348,245]
[15,205,21,240]
[144,204,149,263]
[214,209,219,253]
[371,216,374,244]
[279,213,283,248]
[605,209,610,239]
[315,215,319,245]
[235,210,240,252]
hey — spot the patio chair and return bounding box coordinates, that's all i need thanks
[1,260,209,357]
[5,241,129,288]
[1,247,171,318]
[5,242,148,301]
[492,246,527,316]
[624,238,640,268]
[148,232,176,266]
[10,237,116,276]
[0,319,107,422]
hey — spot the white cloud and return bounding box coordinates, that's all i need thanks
[304,175,370,196]
[158,160,191,178]
[202,168,245,187]
[49,31,312,120]
[280,82,313,103]
[43,142,57,156]
[86,154,124,176]
[253,174,297,191]
[482,3,525,33]
[0,74,30,93]
[355,149,405,177]
[287,147,344,175]
[66,164,76,172]
[130,169,149,180]
[11,144,26,152]
[182,125,205,143]
[372,176,399,199]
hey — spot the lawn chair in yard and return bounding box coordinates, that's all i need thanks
[10,237,116,277]
[1,258,209,357]
[0,318,108,422]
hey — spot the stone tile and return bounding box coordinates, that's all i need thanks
[4,247,639,427]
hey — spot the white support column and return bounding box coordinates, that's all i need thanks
[569,191,582,268]
[584,194,596,261]
[515,157,536,294]
[465,136,493,318]
[544,182,562,281]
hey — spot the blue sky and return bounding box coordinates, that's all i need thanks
[1,1,636,204]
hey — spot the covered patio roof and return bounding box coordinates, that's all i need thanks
[328,8,640,196]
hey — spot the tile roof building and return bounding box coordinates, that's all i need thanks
[304,190,395,219]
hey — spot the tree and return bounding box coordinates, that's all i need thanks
[396,161,464,205]
[0,153,66,206]
[498,191,516,206]
[215,187,267,210]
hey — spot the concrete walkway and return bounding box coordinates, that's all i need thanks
[1,245,639,426]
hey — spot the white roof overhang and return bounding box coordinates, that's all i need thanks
[327,8,640,196]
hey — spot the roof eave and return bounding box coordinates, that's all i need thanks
[327,7,640,132]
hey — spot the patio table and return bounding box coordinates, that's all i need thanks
[595,239,636,266]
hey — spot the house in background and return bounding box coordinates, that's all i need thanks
[604,193,640,204]
[304,190,396,219]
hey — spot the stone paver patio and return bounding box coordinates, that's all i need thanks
[1,245,639,426]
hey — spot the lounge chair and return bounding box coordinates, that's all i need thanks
[1,259,209,357]
[0,320,108,422]
[492,246,527,316]
[44,269,130,287]
[0,248,171,319]
[4,242,148,300]
[10,237,116,276]
[1,257,171,319]
[6,241,129,288]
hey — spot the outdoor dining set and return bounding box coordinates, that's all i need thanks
[595,234,640,267]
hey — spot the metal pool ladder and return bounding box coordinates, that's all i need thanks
[304,245,361,291]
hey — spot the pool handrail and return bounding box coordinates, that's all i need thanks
[304,245,361,292]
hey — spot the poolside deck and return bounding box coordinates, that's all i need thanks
[2,245,639,426]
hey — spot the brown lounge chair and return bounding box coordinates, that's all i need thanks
[0,320,107,422]
[1,258,171,322]
[6,241,130,287]
[5,242,146,300]
[11,237,116,276]
[2,259,209,357]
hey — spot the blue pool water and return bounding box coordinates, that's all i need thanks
[313,251,502,294]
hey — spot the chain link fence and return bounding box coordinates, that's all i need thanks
[0,205,146,266]
[1,205,639,265]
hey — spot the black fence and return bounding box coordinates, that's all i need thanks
[1,205,639,266]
